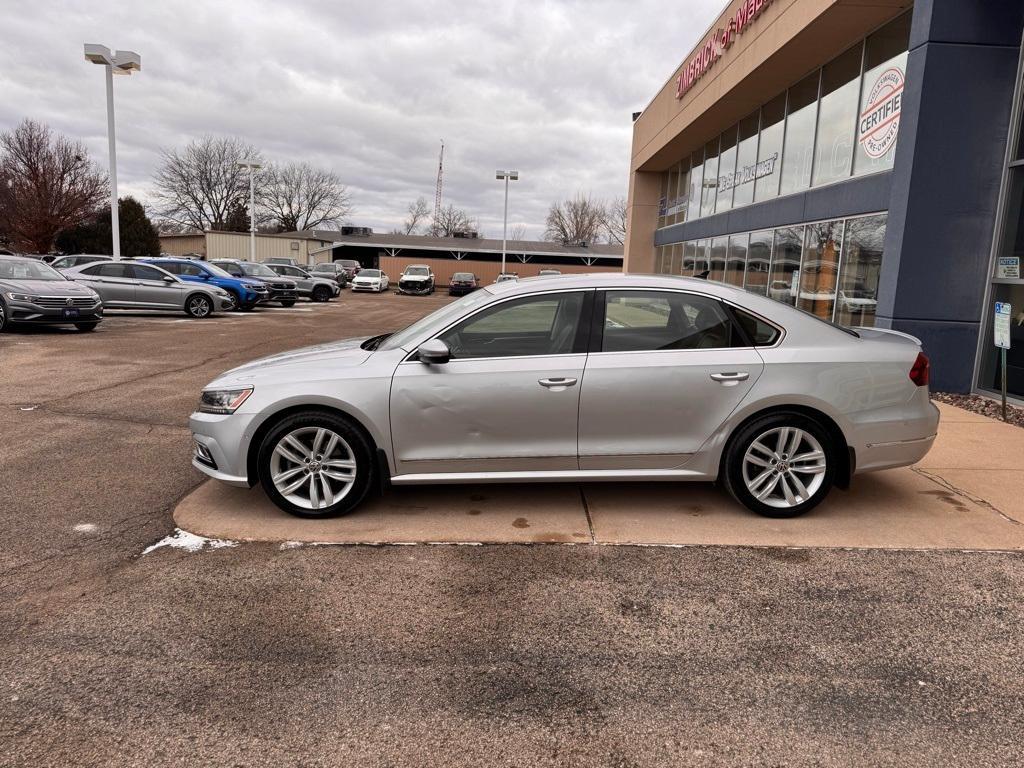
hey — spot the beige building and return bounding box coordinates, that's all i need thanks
[158,231,334,261]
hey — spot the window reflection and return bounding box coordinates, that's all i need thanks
[725,234,747,286]
[686,149,704,222]
[733,112,760,209]
[716,127,738,213]
[780,72,819,196]
[755,95,785,202]
[744,230,773,295]
[813,46,861,186]
[709,237,728,281]
[701,138,720,217]
[835,214,886,327]
[682,241,697,276]
[798,220,845,321]
[768,227,803,305]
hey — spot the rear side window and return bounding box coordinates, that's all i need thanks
[131,264,166,281]
[601,291,744,352]
[732,308,781,346]
[97,263,131,278]
[160,262,181,275]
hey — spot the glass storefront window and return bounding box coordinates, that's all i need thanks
[687,149,704,222]
[798,220,844,321]
[998,167,1024,268]
[745,230,773,295]
[701,138,720,217]
[725,234,747,286]
[682,241,697,276]
[813,45,862,187]
[981,284,1024,398]
[694,239,710,275]
[675,159,690,225]
[709,237,728,281]
[733,112,760,209]
[768,226,803,305]
[854,13,911,176]
[780,72,819,196]
[755,95,786,202]
[835,213,886,327]
[716,126,739,213]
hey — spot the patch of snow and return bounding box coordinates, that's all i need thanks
[142,528,238,555]
[19,405,39,411]
[73,523,98,534]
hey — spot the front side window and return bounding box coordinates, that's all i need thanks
[240,263,277,278]
[97,263,131,278]
[438,291,585,359]
[159,262,181,275]
[132,264,168,282]
[602,291,743,352]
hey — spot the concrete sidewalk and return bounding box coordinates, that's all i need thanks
[174,401,1024,551]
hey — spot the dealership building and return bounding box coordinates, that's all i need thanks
[624,0,1024,399]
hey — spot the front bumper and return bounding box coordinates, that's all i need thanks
[189,410,257,486]
[8,300,103,324]
[268,288,298,302]
[352,282,383,292]
[215,295,236,311]
[398,281,432,295]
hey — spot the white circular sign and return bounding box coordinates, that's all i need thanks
[858,67,904,159]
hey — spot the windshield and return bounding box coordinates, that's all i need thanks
[452,273,474,280]
[359,269,381,277]
[405,266,429,276]
[0,258,66,281]
[339,260,358,268]
[240,263,277,277]
[201,262,235,278]
[380,289,493,351]
[311,264,334,272]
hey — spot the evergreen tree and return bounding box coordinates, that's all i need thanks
[55,196,161,257]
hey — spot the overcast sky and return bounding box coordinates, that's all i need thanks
[0,0,721,238]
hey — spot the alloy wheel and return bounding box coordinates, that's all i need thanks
[189,296,212,317]
[269,426,357,510]
[741,426,827,509]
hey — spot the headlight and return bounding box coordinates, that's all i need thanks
[6,292,36,302]
[199,387,253,414]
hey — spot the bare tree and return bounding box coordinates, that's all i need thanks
[0,120,107,253]
[544,193,607,245]
[604,196,628,245]
[400,197,431,235]
[508,224,528,242]
[260,161,352,232]
[431,204,477,237]
[152,135,261,231]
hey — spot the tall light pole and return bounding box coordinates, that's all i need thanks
[84,44,141,261]
[495,170,519,277]
[236,161,261,262]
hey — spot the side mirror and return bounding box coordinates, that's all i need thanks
[162,275,176,283]
[417,339,451,365]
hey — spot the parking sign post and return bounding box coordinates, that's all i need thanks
[995,302,1011,421]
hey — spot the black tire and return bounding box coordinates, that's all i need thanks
[281,299,296,308]
[312,285,332,302]
[0,299,7,332]
[74,322,99,332]
[185,293,213,318]
[257,410,376,519]
[721,412,837,518]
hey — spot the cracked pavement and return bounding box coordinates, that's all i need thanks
[2,295,1024,767]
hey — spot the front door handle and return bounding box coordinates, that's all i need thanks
[538,377,578,390]
[710,372,749,382]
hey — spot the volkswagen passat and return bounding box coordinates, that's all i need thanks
[189,274,939,519]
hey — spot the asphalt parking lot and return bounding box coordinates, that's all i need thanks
[3,292,1024,767]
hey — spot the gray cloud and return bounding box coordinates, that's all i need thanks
[0,0,720,238]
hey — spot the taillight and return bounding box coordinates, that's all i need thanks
[909,351,929,387]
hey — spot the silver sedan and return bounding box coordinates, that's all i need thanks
[189,274,939,519]
[64,260,234,317]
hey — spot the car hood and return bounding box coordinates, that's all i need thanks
[400,274,431,281]
[207,337,373,386]
[0,278,96,295]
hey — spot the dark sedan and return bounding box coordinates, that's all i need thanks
[448,272,480,296]
[0,255,103,332]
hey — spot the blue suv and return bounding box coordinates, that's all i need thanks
[143,258,269,310]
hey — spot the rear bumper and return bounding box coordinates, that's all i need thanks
[851,397,941,473]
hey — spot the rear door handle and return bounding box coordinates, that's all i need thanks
[710,372,749,382]
[539,377,578,390]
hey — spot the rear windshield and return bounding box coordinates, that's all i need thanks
[452,273,474,280]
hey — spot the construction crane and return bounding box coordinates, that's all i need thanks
[432,140,444,235]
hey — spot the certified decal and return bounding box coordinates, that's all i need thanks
[858,67,904,159]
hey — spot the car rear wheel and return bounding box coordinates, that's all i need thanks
[0,301,7,332]
[281,299,296,308]
[258,411,375,518]
[185,294,213,318]
[74,322,98,332]
[722,413,836,518]
[312,285,331,302]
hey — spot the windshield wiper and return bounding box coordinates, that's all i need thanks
[360,333,392,351]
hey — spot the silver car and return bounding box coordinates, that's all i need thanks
[265,263,340,302]
[64,260,234,317]
[189,274,939,519]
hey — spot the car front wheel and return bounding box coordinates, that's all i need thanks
[257,411,375,518]
[722,413,836,518]
[312,285,332,302]
[185,294,213,318]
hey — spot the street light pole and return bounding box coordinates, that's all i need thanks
[495,170,519,277]
[84,44,141,262]
[236,161,262,262]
